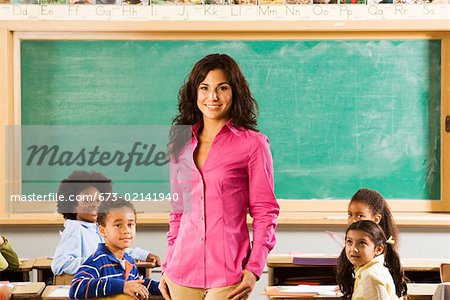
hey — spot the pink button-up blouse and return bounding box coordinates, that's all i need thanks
[163,121,279,289]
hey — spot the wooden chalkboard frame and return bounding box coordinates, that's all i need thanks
[1,21,449,225]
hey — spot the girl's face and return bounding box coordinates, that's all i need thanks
[197,69,233,125]
[75,186,100,223]
[345,229,384,268]
[347,201,382,225]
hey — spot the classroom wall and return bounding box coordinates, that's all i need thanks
[2,225,449,300]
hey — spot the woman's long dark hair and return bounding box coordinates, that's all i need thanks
[336,220,407,299]
[169,54,258,161]
[351,188,399,248]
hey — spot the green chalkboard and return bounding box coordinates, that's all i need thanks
[21,40,441,200]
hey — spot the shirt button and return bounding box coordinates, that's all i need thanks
[200,237,203,241]
[200,216,204,221]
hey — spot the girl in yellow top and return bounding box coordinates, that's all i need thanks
[336,220,407,300]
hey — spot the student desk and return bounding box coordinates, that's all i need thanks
[41,286,69,300]
[266,254,442,285]
[33,258,53,284]
[407,283,440,300]
[264,287,337,300]
[135,261,154,278]
[10,282,45,299]
[265,283,438,300]
[34,258,155,284]
[267,254,338,286]
[402,259,442,283]
[432,283,450,300]
[264,286,339,299]
[17,259,34,281]
[41,286,164,300]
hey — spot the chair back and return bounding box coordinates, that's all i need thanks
[440,263,450,282]
[53,273,74,285]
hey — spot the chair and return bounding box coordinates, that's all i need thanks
[440,263,450,282]
[53,273,74,285]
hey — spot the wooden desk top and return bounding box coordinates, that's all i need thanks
[33,258,53,269]
[11,282,45,299]
[265,286,340,299]
[135,261,155,268]
[18,259,34,271]
[31,257,153,269]
[265,283,438,300]
[408,283,439,300]
[41,286,70,300]
[402,259,441,272]
[267,254,442,272]
[42,286,163,300]
[267,254,333,266]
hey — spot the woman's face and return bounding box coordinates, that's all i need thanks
[197,69,233,124]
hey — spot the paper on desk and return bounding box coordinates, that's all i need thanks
[280,285,339,295]
[48,286,70,297]
[0,281,13,289]
[11,282,31,286]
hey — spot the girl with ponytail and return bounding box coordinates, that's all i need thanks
[336,220,408,299]
[347,188,399,249]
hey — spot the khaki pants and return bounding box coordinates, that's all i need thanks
[165,274,240,300]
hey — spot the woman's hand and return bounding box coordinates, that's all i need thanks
[145,252,161,268]
[227,270,257,300]
[123,279,149,300]
[158,273,172,300]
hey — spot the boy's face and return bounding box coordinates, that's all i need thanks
[99,207,136,253]
[345,229,383,268]
[75,187,100,223]
[347,201,381,225]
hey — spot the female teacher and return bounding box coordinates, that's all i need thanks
[160,54,279,300]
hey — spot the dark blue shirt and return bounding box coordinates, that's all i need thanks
[69,243,161,299]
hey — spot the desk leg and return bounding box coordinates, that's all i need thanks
[37,269,54,284]
[268,267,274,286]
[22,271,30,282]
[37,270,43,282]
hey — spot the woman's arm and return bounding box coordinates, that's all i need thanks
[245,134,280,278]
[228,135,280,300]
